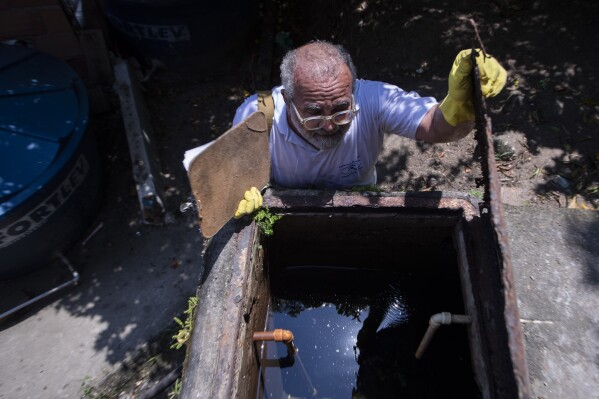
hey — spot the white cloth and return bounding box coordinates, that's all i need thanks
[184,79,436,189]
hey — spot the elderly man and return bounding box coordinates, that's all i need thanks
[230,41,505,209]
[186,40,506,218]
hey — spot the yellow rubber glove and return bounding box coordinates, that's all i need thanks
[234,187,263,219]
[439,49,507,126]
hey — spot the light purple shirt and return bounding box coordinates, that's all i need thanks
[231,79,436,189]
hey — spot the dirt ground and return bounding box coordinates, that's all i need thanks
[84,0,599,396]
[137,0,599,214]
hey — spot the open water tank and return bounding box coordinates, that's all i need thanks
[0,44,101,279]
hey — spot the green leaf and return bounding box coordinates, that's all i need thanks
[254,207,282,236]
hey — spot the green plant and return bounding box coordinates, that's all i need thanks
[167,378,182,399]
[81,384,94,399]
[531,166,544,179]
[587,185,599,195]
[253,207,282,236]
[171,296,198,350]
[350,184,382,192]
[539,77,551,90]
[80,377,110,399]
[81,376,97,399]
[468,189,484,200]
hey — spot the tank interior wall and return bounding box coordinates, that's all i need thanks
[267,211,460,271]
[246,210,490,398]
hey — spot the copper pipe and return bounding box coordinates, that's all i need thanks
[253,329,297,355]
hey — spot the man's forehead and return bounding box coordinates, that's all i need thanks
[293,64,353,100]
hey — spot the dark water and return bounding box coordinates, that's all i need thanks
[257,267,481,399]
[260,303,366,398]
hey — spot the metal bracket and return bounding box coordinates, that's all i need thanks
[113,57,166,225]
[0,252,80,323]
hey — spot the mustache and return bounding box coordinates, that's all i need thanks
[309,126,341,136]
[309,127,347,150]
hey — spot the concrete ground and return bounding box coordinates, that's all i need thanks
[0,154,206,398]
[506,206,599,398]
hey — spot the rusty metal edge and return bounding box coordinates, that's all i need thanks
[472,51,532,398]
[180,220,258,399]
[264,190,480,220]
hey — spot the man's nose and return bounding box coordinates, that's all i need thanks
[322,118,336,132]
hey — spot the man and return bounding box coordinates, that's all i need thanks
[195,41,506,217]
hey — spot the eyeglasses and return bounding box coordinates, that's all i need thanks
[289,95,357,131]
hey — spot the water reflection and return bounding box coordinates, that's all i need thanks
[258,266,478,398]
[264,301,366,398]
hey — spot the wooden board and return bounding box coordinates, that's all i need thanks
[187,111,270,238]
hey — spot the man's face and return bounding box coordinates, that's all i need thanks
[286,64,354,150]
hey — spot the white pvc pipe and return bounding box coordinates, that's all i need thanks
[415,312,472,359]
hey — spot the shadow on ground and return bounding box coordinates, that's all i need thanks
[276,0,599,207]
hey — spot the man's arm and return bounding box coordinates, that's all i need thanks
[415,104,474,143]
[415,49,506,143]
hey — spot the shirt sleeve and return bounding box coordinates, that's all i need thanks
[378,83,437,140]
[232,94,259,126]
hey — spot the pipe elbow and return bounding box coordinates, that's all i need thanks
[253,329,297,355]
[415,312,472,360]
[430,312,453,327]
[274,329,294,343]
[429,312,472,327]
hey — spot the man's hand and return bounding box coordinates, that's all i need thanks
[439,49,507,126]
[234,187,263,219]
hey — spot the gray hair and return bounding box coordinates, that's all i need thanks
[280,40,357,99]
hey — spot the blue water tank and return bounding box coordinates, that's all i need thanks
[0,44,101,279]
[102,0,258,71]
